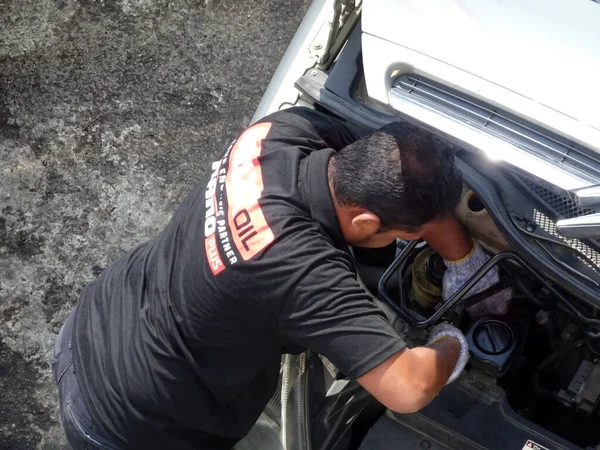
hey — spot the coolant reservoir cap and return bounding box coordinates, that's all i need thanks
[472,320,513,355]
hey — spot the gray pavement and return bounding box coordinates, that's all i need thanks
[0,1,310,448]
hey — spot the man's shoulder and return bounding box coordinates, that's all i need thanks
[254,107,362,149]
[256,106,339,129]
[247,217,355,280]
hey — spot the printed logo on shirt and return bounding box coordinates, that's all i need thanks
[225,122,274,261]
[203,122,274,274]
[204,159,225,275]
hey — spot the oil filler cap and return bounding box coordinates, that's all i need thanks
[472,321,513,355]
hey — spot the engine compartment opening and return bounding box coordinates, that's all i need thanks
[466,191,485,214]
[278,171,600,450]
[345,186,600,449]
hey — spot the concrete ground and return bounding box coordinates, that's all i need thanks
[0,1,310,448]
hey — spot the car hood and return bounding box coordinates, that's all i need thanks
[362,0,600,134]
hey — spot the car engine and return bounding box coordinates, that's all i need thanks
[349,188,600,449]
[253,0,600,447]
[280,180,600,450]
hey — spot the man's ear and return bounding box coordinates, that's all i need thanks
[351,211,381,230]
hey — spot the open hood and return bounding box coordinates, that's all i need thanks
[362,0,600,143]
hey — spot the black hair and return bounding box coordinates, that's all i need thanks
[329,121,463,231]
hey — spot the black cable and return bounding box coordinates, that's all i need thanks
[531,341,583,398]
[377,240,419,323]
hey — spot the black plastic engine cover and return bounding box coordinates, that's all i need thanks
[360,381,579,450]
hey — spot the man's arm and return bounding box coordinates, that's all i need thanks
[421,215,473,261]
[276,231,465,416]
[421,214,513,317]
[353,217,471,413]
[357,336,460,414]
[355,215,473,413]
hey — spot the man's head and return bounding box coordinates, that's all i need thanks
[328,121,462,248]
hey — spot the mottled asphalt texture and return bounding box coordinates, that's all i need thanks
[0,1,310,448]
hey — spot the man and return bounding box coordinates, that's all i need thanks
[51,107,507,449]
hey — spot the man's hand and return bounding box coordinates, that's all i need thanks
[443,242,512,318]
[427,323,469,384]
[357,326,465,414]
[421,215,512,319]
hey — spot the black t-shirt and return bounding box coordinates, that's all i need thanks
[72,108,406,449]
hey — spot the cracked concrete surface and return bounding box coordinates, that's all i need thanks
[0,1,310,447]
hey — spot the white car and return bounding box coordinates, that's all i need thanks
[246,1,600,449]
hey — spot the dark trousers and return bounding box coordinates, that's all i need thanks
[50,308,117,449]
[51,309,242,450]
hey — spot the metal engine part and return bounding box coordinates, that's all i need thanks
[557,360,600,414]
[410,247,445,309]
[455,188,511,254]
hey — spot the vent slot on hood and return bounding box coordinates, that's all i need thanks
[393,75,600,181]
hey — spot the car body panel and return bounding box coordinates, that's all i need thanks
[251,0,333,124]
[362,0,600,150]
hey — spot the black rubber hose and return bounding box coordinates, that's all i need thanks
[531,341,583,398]
[377,240,419,323]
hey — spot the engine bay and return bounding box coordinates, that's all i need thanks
[274,155,600,450]
[275,156,600,450]
[273,164,600,450]
[268,16,600,445]
[350,187,600,449]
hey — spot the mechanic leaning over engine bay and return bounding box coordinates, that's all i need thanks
[50,107,512,449]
